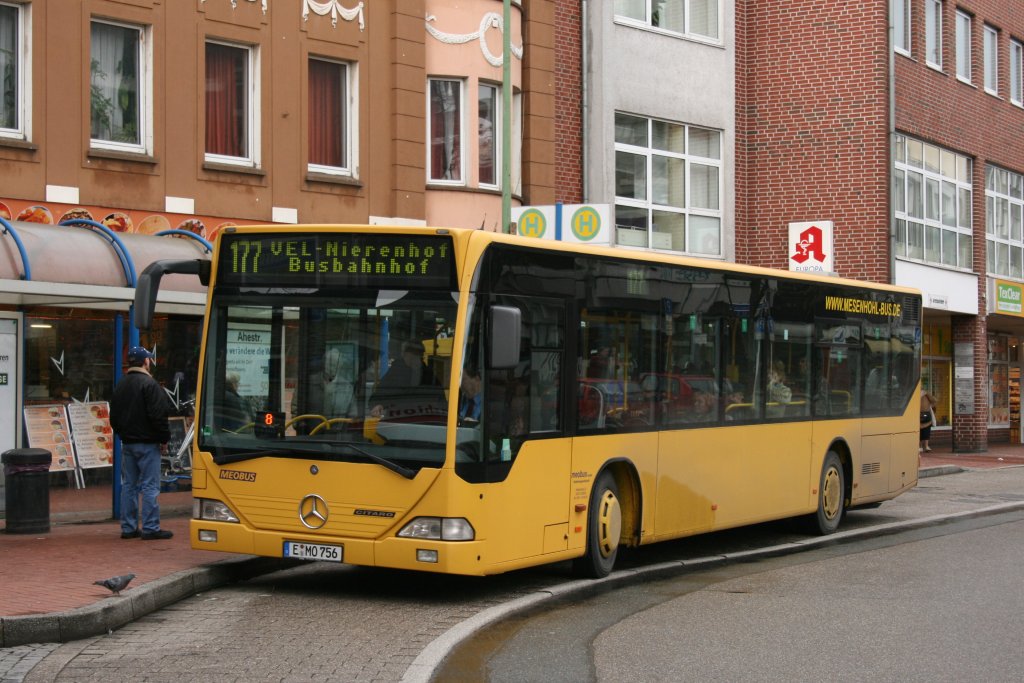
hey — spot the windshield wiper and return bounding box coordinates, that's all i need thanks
[212,449,273,466]
[210,441,415,479]
[329,442,416,480]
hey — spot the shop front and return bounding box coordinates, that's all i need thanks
[0,218,211,515]
[988,279,1024,445]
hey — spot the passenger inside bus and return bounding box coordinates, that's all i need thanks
[218,372,252,432]
[458,366,482,424]
[369,340,446,421]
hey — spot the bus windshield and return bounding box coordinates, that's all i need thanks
[197,288,458,473]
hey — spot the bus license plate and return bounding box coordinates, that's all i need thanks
[283,541,343,562]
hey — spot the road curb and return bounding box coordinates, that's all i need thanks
[400,499,1024,683]
[919,465,965,478]
[0,556,291,648]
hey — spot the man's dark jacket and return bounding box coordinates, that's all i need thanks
[110,368,172,444]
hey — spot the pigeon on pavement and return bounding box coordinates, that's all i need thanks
[94,573,136,596]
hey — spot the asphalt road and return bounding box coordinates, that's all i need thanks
[438,511,1024,682]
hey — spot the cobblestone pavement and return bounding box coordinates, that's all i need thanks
[18,562,556,683]
[0,644,57,683]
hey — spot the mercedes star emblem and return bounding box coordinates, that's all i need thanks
[298,494,329,529]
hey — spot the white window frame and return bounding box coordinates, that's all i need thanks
[0,1,29,141]
[1011,39,1023,107]
[307,57,356,178]
[956,10,972,83]
[477,82,500,191]
[614,0,722,45]
[89,18,151,155]
[613,112,723,256]
[984,24,999,95]
[427,77,465,186]
[925,0,942,68]
[894,0,911,55]
[512,90,522,197]
[893,133,973,271]
[204,39,260,168]
[985,166,1024,279]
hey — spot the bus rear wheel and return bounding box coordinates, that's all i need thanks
[810,451,845,535]
[573,471,622,578]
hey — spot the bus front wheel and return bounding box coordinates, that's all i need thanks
[811,451,845,535]
[573,471,622,578]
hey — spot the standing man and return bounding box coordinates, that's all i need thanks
[110,346,174,540]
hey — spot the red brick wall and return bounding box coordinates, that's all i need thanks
[736,1,891,281]
[553,0,583,203]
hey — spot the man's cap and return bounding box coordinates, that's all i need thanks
[127,346,155,363]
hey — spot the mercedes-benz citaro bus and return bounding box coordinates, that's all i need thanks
[134,225,922,578]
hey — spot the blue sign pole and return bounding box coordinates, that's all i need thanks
[555,201,563,242]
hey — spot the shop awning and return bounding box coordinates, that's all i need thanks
[0,220,209,313]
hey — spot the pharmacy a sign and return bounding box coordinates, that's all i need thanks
[788,221,834,274]
[995,280,1024,316]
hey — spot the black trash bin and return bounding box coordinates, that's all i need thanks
[2,448,52,534]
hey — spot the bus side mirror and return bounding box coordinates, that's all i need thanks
[134,259,211,330]
[489,305,521,369]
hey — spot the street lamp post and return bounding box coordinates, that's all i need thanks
[502,0,512,234]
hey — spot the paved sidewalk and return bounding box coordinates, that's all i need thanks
[1,443,1023,673]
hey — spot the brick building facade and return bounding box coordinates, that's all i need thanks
[734,0,1024,450]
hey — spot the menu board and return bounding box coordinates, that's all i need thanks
[23,404,76,472]
[67,402,114,469]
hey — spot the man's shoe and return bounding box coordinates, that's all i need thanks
[120,530,140,539]
[140,530,174,540]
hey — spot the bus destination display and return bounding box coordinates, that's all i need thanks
[218,233,456,288]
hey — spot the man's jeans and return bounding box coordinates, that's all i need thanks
[121,442,162,534]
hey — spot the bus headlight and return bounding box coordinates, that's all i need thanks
[397,517,474,541]
[193,498,240,523]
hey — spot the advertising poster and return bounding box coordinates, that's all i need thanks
[23,404,76,471]
[67,401,114,469]
[226,323,271,398]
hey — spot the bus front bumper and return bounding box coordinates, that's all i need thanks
[190,520,488,575]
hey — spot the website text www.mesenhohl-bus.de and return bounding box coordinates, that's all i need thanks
[823,295,902,317]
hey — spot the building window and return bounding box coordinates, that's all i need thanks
[614,113,722,255]
[614,0,720,42]
[921,322,952,430]
[989,334,1009,425]
[478,83,498,187]
[956,10,971,82]
[0,2,27,140]
[308,57,352,176]
[925,0,942,67]
[986,166,1024,279]
[428,78,463,184]
[1011,40,1024,106]
[894,0,910,54]
[90,19,149,153]
[205,40,257,167]
[984,25,998,94]
[894,134,972,269]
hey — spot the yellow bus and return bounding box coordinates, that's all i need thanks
[135,226,921,577]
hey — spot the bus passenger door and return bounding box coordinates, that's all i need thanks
[473,295,573,568]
